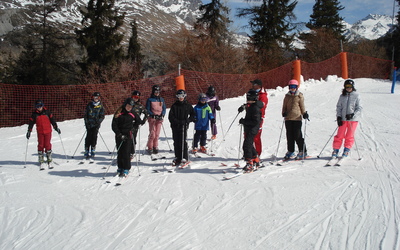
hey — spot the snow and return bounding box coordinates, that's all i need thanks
[1,77,400,249]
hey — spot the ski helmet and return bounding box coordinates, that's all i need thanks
[92,92,100,97]
[246,89,258,101]
[288,79,299,89]
[250,79,262,87]
[344,79,355,88]
[198,93,207,102]
[131,90,141,98]
[206,86,215,97]
[35,99,44,108]
[176,89,187,99]
[152,85,161,94]
[124,97,135,107]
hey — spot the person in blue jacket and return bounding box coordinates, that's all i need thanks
[192,93,215,154]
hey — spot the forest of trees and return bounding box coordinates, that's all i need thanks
[0,0,398,85]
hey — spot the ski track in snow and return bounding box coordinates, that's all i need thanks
[0,78,400,249]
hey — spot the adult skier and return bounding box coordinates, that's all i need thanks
[239,89,263,172]
[26,99,61,168]
[146,85,166,155]
[83,92,105,159]
[332,79,362,158]
[112,98,140,176]
[130,90,148,157]
[205,86,221,140]
[168,89,195,166]
[281,79,309,160]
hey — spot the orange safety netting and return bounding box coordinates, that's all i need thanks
[0,53,392,128]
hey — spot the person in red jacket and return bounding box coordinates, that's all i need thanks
[26,100,61,167]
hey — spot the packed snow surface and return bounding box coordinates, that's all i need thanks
[1,77,399,249]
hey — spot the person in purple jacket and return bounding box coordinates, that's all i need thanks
[145,85,166,155]
[205,86,221,140]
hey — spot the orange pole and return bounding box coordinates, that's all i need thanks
[175,75,185,90]
[340,52,348,79]
[293,60,301,87]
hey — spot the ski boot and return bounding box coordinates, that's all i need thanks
[152,147,159,154]
[84,147,90,159]
[38,151,46,170]
[284,151,295,160]
[172,158,181,167]
[90,147,96,158]
[332,149,339,158]
[342,147,350,157]
[295,151,308,160]
[46,150,54,169]
[243,159,254,173]
[211,135,217,140]
[253,157,261,170]
[192,148,198,154]
[200,146,207,154]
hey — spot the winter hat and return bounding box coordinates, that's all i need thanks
[344,79,354,88]
[152,85,161,94]
[131,90,141,98]
[246,89,258,101]
[250,79,262,87]
[35,99,44,108]
[92,92,100,97]
[124,98,135,107]
[206,86,215,97]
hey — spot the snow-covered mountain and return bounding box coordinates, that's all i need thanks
[344,14,395,42]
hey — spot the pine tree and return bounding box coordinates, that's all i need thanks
[194,0,232,45]
[76,0,125,81]
[306,0,345,40]
[127,19,143,79]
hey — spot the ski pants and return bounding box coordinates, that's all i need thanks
[116,137,133,171]
[243,131,257,160]
[254,119,263,156]
[147,118,163,150]
[85,127,99,150]
[285,120,306,153]
[333,121,358,150]
[172,126,188,161]
[193,130,207,148]
[210,111,217,135]
[37,132,52,152]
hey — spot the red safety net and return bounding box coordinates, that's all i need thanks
[0,53,392,128]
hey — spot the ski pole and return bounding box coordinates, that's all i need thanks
[316,126,338,158]
[102,140,124,179]
[99,131,111,154]
[71,130,86,158]
[223,112,240,141]
[58,133,68,161]
[135,148,141,176]
[349,121,362,160]
[162,123,172,152]
[301,116,308,163]
[24,138,29,168]
[273,119,285,162]
[218,111,225,139]
[138,127,141,161]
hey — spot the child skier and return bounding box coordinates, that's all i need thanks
[193,93,215,154]
[205,86,220,140]
[112,98,140,177]
[332,79,362,158]
[146,85,166,155]
[130,90,148,157]
[168,89,195,166]
[26,99,61,169]
[239,89,263,173]
[84,92,105,160]
[281,79,309,160]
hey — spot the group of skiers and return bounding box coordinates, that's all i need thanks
[26,78,362,175]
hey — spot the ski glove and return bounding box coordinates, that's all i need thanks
[216,106,221,111]
[303,111,309,120]
[118,134,127,141]
[345,113,354,120]
[239,118,244,124]
[54,127,61,134]
[282,112,287,117]
[238,104,245,113]
[211,119,216,124]
[26,130,31,139]
[337,117,343,127]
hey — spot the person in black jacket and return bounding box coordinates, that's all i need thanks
[112,98,140,176]
[168,89,195,166]
[84,92,105,159]
[239,90,263,172]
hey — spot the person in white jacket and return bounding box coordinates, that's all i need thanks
[332,79,362,158]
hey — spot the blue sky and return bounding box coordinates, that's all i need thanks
[201,0,397,33]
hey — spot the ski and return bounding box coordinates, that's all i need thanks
[276,156,311,166]
[222,164,265,180]
[39,162,46,170]
[334,157,347,166]
[325,157,338,166]
[47,161,54,169]
[115,175,128,186]
[151,154,166,161]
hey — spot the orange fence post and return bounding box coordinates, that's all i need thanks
[292,59,301,87]
[175,75,185,90]
[340,52,348,79]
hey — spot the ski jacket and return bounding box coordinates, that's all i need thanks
[168,100,195,129]
[257,88,268,118]
[336,91,362,121]
[242,100,263,135]
[282,91,306,121]
[193,102,215,131]
[146,95,166,117]
[28,107,58,134]
[112,109,139,138]
[84,101,105,129]
[206,95,219,114]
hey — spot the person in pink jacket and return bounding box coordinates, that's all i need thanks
[145,85,166,155]
[332,79,362,158]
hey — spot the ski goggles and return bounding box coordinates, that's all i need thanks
[35,103,44,108]
[345,84,353,88]
[176,93,186,98]
[289,85,297,89]
[132,95,140,99]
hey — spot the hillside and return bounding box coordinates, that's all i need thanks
[1,77,399,249]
